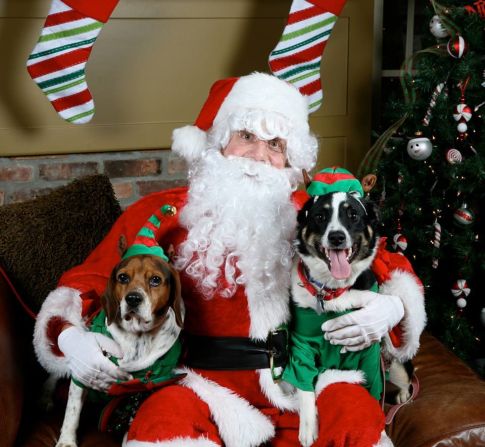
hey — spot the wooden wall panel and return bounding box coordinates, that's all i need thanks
[0,0,374,173]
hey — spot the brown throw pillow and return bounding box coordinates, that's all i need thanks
[0,174,122,315]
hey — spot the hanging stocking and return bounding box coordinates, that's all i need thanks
[26,0,119,124]
[268,0,347,113]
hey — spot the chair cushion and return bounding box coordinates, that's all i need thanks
[0,174,122,315]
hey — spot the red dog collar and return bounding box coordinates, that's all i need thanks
[297,259,349,308]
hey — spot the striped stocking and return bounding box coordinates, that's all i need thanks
[26,0,118,124]
[268,0,347,113]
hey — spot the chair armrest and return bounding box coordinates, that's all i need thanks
[387,332,485,446]
[0,270,25,445]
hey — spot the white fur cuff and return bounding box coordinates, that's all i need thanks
[33,286,86,377]
[178,368,275,447]
[380,270,426,362]
[315,369,365,397]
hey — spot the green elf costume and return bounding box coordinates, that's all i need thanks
[283,167,383,400]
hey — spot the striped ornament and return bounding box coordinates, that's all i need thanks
[269,0,338,113]
[26,0,103,124]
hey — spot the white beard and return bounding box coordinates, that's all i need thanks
[174,151,297,336]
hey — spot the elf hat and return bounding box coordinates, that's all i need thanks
[306,166,364,197]
[172,72,318,171]
[122,205,177,262]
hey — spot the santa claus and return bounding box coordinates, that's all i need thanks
[34,72,425,447]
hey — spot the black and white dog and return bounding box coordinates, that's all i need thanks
[288,191,411,446]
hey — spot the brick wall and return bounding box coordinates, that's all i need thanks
[0,150,188,208]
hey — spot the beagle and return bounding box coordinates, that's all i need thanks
[55,252,184,447]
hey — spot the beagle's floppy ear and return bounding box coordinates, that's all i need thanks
[167,264,184,328]
[118,235,128,258]
[101,264,121,325]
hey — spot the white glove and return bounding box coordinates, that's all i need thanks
[58,326,132,391]
[321,290,404,352]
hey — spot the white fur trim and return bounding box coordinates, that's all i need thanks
[373,431,394,447]
[33,287,86,377]
[172,125,208,163]
[178,368,275,447]
[124,437,220,447]
[257,369,298,411]
[315,369,365,397]
[379,270,426,362]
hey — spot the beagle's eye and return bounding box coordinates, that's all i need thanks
[117,273,130,284]
[314,214,326,223]
[149,276,162,287]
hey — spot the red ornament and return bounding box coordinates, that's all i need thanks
[451,279,470,298]
[392,233,408,252]
[447,35,468,58]
[465,1,485,17]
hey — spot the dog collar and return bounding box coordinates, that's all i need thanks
[297,260,349,309]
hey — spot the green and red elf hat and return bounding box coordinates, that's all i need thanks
[306,166,364,197]
[122,205,176,262]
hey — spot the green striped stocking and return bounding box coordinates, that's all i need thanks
[26,0,113,124]
[269,0,347,113]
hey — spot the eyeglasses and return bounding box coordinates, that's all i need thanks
[234,130,287,155]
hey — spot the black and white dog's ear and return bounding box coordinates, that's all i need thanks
[363,197,380,227]
[297,196,318,225]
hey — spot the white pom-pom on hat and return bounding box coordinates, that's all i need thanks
[172,125,208,163]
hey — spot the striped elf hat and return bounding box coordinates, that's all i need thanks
[122,205,176,262]
[306,166,364,197]
[172,72,317,172]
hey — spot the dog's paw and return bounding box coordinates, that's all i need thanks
[298,417,318,447]
[395,387,411,404]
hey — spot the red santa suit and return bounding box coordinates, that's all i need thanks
[34,73,425,447]
[34,188,425,447]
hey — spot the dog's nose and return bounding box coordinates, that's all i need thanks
[126,292,143,308]
[328,230,346,247]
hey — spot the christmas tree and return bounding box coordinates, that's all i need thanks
[363,0,485,374]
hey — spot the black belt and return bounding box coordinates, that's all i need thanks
[183,329,288,371]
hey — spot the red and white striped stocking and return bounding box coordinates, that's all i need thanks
[269,0,347,113]
[26,0,118,124]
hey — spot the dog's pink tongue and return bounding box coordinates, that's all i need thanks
[329,249,351,279]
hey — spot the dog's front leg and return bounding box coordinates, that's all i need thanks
[298,389,318,447]
[55,380,86,447]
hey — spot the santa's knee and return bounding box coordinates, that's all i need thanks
[125,385,222,446]
[315,383,385,447]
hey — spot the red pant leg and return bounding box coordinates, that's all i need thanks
[126,385,222,446]
[315,383,385,447]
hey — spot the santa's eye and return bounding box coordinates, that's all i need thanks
[150,276,162,287]
[117,273,130,284]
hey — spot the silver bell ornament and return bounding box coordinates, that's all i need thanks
[407,136,433,160]
[429,15,448,38]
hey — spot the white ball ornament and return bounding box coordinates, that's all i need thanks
[457,121,468,133]
[407,137,433,160]
[429,15,448,38]
[456,297,467,308]
[481,308,485,327]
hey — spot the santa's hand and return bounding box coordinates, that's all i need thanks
[58,326,132,391]
[321,292,404,352]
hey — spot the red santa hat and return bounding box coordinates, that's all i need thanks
[172,72,318,172]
